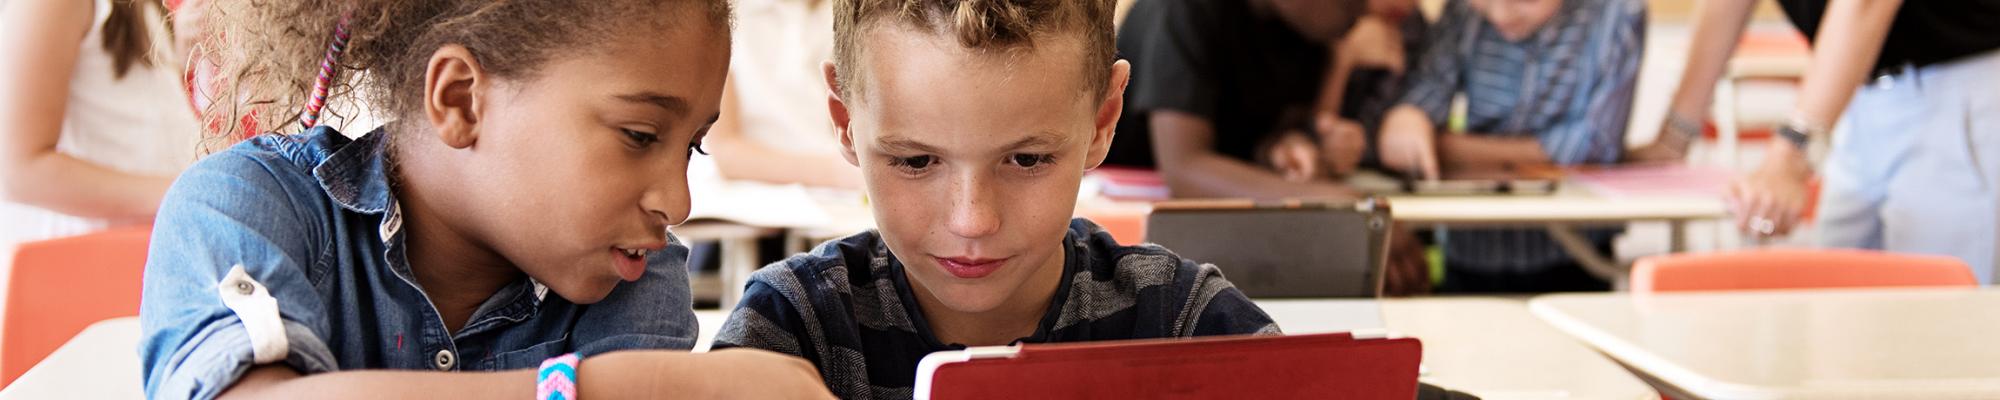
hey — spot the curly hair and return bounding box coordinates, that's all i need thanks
[196,0,731,140]
[831,0,1116,101]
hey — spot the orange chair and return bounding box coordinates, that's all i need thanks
[1075,203,1152,246]
[1,226,152,387]
[1631,248,1976,293]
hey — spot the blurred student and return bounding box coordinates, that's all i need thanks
[1376,0,1646,292]
[1629,0,2000,283]
[1112,0,1436,295]
[1267,1,1428,184]
[706,0,860,189]
[0,0,202,246]
[1108,0,1370,198]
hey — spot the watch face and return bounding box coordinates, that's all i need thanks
[1779,125,1811,148]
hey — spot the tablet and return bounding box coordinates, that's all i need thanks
[914,331,1423,400]
[1145,197,1391,298]
[1401,164,1564,196]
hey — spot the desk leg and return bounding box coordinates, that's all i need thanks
[783,230,809,255]
[1668,220,1691,253]
[1716,75,1740,169]
[1546,224,1628,290]
[718,236,759,309]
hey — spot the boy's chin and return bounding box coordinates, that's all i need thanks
[920,281,1018,314]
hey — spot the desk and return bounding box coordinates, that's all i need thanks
[0,317,142,399]
[2,311,756,399]
[1531,288,2000,399]
[10,299,1656,400]
[695,309,727,352]
[1262,297,1655,399]
[673,221,783,308]
[1389,191,1727,285]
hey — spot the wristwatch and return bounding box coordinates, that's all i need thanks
[1776,120,1816,150]
[1776,118,1825,174]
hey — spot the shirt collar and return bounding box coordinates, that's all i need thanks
[1527,0,1586,46]
[311,125,396,215]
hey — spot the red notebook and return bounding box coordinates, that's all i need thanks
[914,331,1423,400]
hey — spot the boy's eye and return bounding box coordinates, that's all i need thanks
[622,129,661,147]
[890,155,936,171]
[1009,153,1056,168]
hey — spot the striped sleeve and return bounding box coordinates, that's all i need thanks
[1396,0,1476,126]
[711,277,810,358]
[1178,263,1281,336]
[1537,0,1646,165]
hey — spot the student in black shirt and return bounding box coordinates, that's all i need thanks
[1108,0,1368,199]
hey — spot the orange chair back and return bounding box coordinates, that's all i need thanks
[1,226,152,387]
[1632,248,1976,293]
[1075,204,1152,246]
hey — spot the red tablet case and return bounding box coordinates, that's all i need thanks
[914,332,1423,400]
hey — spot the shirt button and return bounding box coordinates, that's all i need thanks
[432,349,456,370]
[233,280,254,295]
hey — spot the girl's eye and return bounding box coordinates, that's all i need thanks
[687,141,708,158]
[622,129,661,148]
[890,155,936,172]
[1009,153,1056,169]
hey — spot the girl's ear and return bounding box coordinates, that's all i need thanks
[424,45,488,149]
[824,61,860,167]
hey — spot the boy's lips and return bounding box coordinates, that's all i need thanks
[935,256,1007,279]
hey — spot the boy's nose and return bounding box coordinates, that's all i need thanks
[946,173,1001,239]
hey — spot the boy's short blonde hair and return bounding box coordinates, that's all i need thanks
[832,0,1117,100]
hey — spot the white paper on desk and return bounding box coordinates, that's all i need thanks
[686,180,832,228]
[1251,299,1386,334]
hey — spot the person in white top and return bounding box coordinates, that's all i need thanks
[705,0,859,189]
[0,0,201,244]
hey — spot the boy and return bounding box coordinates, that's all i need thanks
[712,0,1278,398]
[1375,0,1645,293]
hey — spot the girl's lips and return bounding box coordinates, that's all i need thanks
[612,248,647,282]
[935,256,1006,279]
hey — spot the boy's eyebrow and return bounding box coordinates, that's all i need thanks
[1003,130,1072,150]
[874,136,943,154]
[875,130,1073,154]
[616,92,691,117]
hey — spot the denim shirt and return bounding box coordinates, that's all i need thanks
[139,127,697,400]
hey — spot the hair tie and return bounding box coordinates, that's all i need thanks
[301,14,352,130]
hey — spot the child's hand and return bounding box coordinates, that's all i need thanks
[580,349,835,399]
[1265,131,1324,182]
[1624,140,1687,164]
[1378,106,1440,180]
[1625,122,1693,164]
[1314,113,1368,177]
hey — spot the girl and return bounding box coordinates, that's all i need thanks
[0,0,199,272]
[138,0,832,399]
